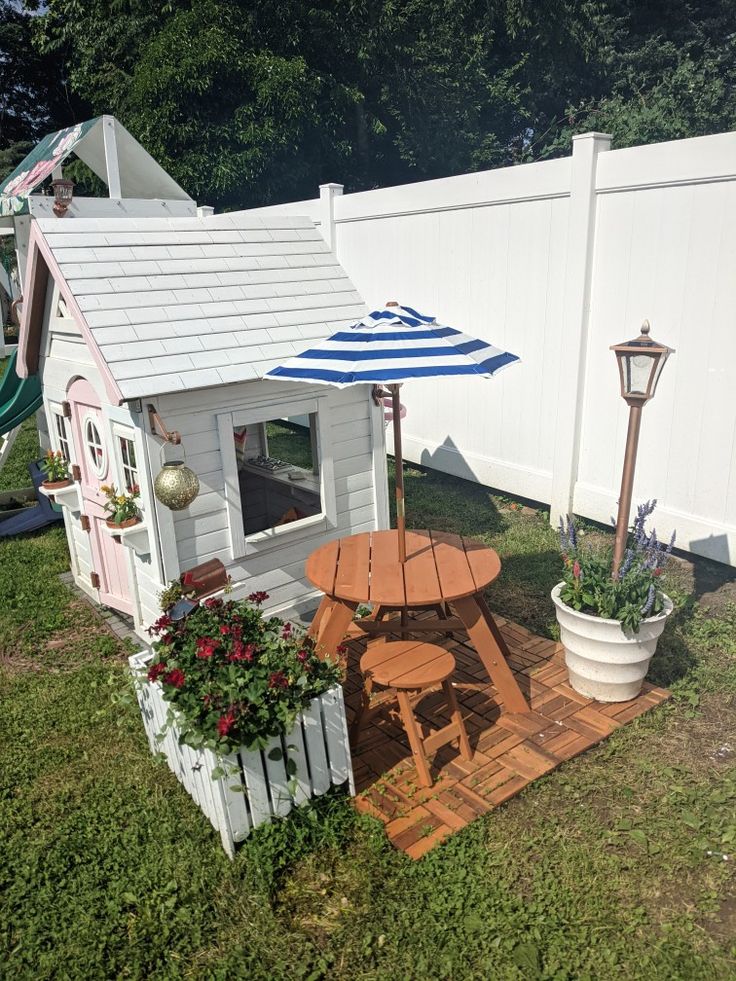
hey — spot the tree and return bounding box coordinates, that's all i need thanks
[20,0,736,208]
[0,0,81,179]
[32,0,594,206]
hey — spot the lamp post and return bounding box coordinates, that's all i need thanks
[610,320,674,576]
[50,178,74,217]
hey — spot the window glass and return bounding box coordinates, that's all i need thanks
[119,436,139,492]
[54,412,71,462]
[234,414,321,535]
[85,418,106,476]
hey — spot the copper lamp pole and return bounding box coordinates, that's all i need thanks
[610,321,674,576]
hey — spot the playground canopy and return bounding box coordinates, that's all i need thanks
[0,116,191,218]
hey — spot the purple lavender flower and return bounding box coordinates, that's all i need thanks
[666,530,676,555]
[619,548,634,577]
[641,584,656,617]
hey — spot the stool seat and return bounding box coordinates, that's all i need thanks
[360,640,456,690]
[352,639,473,787]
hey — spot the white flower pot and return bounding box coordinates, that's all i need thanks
[551,583,673,702]
[129,651,355,858]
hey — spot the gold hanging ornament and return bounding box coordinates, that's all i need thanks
[148,404,200,511]
[154,458,200,511]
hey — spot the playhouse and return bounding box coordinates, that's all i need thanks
[13,207,389,638]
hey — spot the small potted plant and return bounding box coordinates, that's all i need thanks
[100,483,141,528]
[551,500,675,702]
[39,449,72,490]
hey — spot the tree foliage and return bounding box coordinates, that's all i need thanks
[1,0,735,205]
[0,0,79,174]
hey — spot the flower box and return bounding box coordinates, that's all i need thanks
[129,650,355,858]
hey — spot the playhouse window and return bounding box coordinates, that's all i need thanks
[84,418,106,477]
[118,436,139,492]
[234,414,322,536]
[53,412,71,463]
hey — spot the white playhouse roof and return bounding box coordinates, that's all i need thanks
[28,212,367,401]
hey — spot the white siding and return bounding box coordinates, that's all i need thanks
[154,378,380,614]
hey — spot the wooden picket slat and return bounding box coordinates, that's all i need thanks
[217,752,251,844]
[285,721,311,806]
[263,735,293,818]
[302,700,331,794]
[322,688,353,789]
[241,750,273,827]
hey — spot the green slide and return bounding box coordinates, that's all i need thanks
[0,351,42,434]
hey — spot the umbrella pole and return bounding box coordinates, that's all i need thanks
[390,383,407,563]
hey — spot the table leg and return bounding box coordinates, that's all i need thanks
[308,596,335,640]
[452,594,528,714]
[316,598,359,659]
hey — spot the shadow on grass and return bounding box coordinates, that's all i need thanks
[647,595,699,689]
[388,459,508,538]
[486,549,561,638]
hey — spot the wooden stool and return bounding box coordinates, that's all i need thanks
[351,640,473,787]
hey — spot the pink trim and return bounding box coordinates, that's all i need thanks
[18,222,124,405]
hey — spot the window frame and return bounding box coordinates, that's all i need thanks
[111,422,144,507]
[82,414,107,478]
[217,394,336,559]
[48,402,73,463]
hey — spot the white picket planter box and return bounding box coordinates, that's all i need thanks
[129,650,355,858]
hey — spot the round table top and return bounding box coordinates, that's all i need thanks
[305,529,501,606]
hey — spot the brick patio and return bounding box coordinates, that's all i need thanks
[343,612,669,859]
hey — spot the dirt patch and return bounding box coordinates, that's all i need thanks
[0,598,131,675]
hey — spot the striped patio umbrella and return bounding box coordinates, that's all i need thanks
[265,303,519,562]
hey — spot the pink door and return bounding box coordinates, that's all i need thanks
[68,378,134,615]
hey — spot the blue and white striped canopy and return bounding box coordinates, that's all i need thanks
[264,305,520,387]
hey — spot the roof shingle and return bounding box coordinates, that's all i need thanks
[37,212,366,399]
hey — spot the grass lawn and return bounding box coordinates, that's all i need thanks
[1,430,735,977]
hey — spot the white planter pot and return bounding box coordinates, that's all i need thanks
[551,584,673,702]
[129,651,355,858]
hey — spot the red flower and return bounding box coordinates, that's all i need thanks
[196,636,216,659]
[149,613,173,636]
[203,597,223,610]
[147,661,167,682]
[269,671,288,689]
[203,694,213,708]
[248,591,269,605]
[281,622,292,639]
[573,560,581,579]
[229,641,255,663]
[336,644,347,656]
[653,568,663,577]
[162,668,186,689]
[297,649,309,663]
[217,709,237,738]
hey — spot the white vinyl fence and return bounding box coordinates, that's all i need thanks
[244,131,736,567]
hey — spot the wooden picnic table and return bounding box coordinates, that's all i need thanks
[305,529,528,715]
